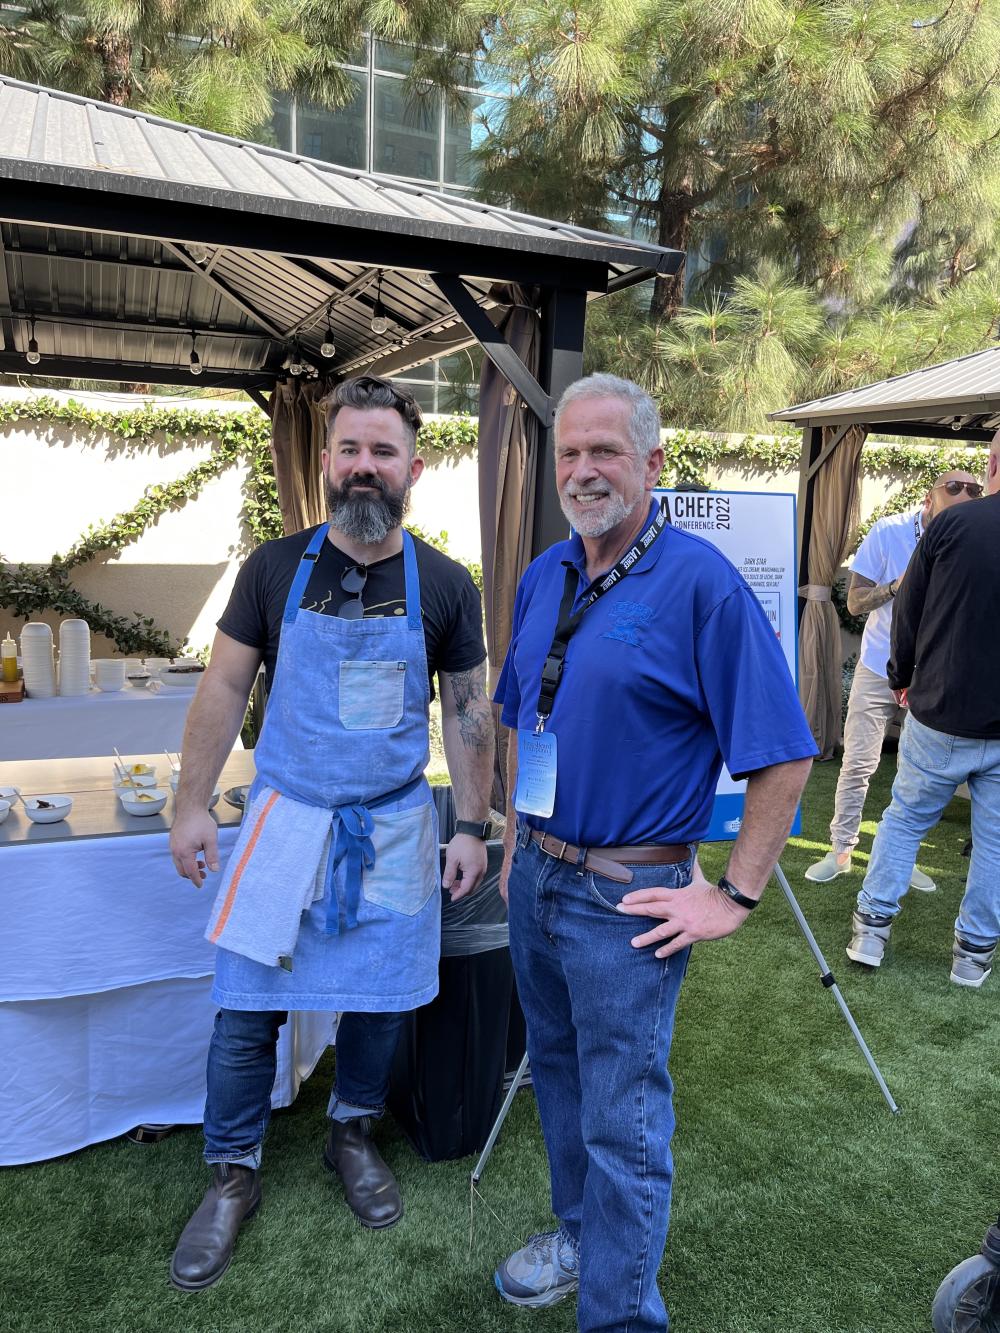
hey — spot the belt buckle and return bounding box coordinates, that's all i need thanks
[540,835,568,862]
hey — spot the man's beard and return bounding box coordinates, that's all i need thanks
[326,473,410,545]
[558,484,636,537]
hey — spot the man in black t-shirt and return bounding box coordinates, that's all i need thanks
[167,376,494,1294]
[219,525,485,699]
[848,437,1000,988]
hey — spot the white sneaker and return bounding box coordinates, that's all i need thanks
[909,866,936,892]
[805,851,852,883]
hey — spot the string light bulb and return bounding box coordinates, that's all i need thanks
[370,272,389,335]
[188,331,202,376]
[288,341,304,376]
[320,306,336,358]
[26,318,41,366]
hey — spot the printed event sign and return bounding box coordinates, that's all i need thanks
[655,489,800,842]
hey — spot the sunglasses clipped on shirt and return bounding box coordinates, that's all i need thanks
[337,564,367,619]
[934,480,984,498]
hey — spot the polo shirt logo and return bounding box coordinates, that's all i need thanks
[602,600,653,646]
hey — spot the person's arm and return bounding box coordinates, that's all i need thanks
[846,571,899,616]
[169,629,262,888]
[439,658,494,900]
[617,756,812,957]
[887,539,932,692]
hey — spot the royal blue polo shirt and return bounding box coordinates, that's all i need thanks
[495,501,817,847]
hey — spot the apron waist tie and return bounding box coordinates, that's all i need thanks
[322,776,425,935]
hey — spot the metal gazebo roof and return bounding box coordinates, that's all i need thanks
[0,76,682,393]
[770,345,1000,442]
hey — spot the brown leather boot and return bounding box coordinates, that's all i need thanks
[323,1118,403,1229]
[169,1162,262,1292]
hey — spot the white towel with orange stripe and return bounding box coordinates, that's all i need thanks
[205,785,332,967]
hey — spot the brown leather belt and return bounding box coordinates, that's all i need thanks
[529,830,689,885]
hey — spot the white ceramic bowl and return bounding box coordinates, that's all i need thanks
[116,763,157,783]
[0,785,20,805]
[120,788,169,817]
[168,773,220,809]
[127,673,153,689]
[24,794,73,824]
[0,799,11,825]
[158,666,204,688]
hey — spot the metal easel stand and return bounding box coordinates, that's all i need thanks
[472,1050,530,1185]
[772,860,899,1115]
[471,857,899,1186]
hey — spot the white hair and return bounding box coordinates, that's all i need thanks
[554,373,662,460]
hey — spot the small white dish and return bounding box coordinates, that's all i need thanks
[120,788,169,817]
[0,799,11,825]
[0,785,20,805]
[24,794,73,824]
[127,673,153,689]
[115,764,157,786]
[168,772,220,809]
[158,667,204,688]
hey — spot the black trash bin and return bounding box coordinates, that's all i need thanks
[388,787,525,1161]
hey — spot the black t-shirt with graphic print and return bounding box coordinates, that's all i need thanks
[218,527,485,699]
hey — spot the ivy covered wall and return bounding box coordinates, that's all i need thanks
[1,394,986,657]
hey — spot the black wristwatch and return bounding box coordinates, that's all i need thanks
[455,819,490,841]
[717,875,759,911]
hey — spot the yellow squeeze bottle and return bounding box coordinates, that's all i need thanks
[1,634,18,683]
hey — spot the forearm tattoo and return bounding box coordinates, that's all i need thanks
[447,662,492,754]
[847,574,895,616]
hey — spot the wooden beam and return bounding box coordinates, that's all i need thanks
[804,422,853,482]
[430,273,551,425]
[531,287,587,556]
[796,425,823,627]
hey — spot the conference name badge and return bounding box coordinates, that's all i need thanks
[515,729,557,818]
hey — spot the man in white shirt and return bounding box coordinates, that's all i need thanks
[805,470,982,885]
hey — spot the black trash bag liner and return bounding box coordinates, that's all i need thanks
[388,787,523,1161]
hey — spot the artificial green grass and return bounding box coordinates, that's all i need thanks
[2,757,996,1332]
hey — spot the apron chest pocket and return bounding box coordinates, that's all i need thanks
[339,660,406,730]
[363,802,438,916]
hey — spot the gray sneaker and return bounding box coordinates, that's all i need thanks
[909,865,937,892]
[950,936,996,989]
[495,1229,580,1308]
[805,851,852,883]
[847,911,893,968]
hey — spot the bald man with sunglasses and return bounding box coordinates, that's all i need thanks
[805,469,981,888]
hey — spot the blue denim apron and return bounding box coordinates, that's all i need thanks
[212,524,441,1012]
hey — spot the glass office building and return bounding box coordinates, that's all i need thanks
[267,39,512,412]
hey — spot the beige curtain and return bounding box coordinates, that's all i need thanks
[798,424,868,759]
[269,379,331,535]
[478,286,541,676]
[477,285,541,806]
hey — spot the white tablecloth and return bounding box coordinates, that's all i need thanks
[0,824,337,1165]
[0,686,201,761]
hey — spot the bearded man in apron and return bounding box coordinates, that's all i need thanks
[167,376,494,1292]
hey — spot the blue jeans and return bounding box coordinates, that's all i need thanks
[859,714,1000,947]
[202,1008,406,1168]
[507,821,693,1333]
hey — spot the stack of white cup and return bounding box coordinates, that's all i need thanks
[58,619,92,696]
[93,659,127,693]
[19,623,56,698]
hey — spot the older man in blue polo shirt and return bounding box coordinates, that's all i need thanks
[492,373,817,1333]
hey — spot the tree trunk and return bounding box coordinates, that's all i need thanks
[650,180,693,321]
[96,32,133,105]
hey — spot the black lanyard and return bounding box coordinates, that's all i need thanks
[534,501,669,730]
